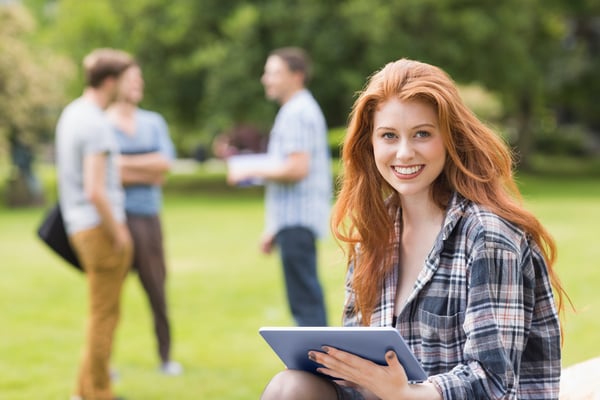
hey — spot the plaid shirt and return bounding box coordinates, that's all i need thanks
[343,193,561,399]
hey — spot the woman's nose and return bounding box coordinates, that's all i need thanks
[395,139,415,160]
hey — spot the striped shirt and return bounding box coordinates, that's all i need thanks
[343,193,561,399]
[264,89,333,238]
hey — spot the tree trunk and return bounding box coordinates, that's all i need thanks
[6,131,45,207]
[514,95,536,172]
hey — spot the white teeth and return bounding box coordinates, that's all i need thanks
[394,165,421,175]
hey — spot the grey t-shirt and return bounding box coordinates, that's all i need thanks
[56,97,125,235]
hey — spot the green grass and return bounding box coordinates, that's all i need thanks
[0,180,347,400]
[516,174,600,366]
[0,163,599,399]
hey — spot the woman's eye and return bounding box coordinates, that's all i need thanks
[382,132,396,139]
[415,130,430,138]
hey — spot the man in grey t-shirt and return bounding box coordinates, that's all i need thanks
[56,48,134,400]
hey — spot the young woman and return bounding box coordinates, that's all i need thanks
[260,58,567,400]
[107,63,182,376]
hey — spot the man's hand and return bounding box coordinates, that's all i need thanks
[260,233,275,254]
[112,223,131,253]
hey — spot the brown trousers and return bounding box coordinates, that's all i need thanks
[70,224,132,400]
[126,213,171,363]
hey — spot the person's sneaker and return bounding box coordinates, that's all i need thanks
[160,360,183,376]
[110,367,120,382]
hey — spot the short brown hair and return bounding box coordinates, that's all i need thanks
[270,47,312,84]
[83,48,134,88]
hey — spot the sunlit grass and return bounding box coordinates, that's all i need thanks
[0,188,346,399]
[0,163,598,398]
[515,173,600,366]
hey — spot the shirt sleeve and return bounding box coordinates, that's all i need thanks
[430,244,561,400]
[154,113,176,161]
[278,109,313,156]
[82,118,113,156]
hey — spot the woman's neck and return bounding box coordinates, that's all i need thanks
[399,193,445,230]
[109,100,137,116]
[107,101,137,135]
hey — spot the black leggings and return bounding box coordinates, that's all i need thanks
[332,383,366,400]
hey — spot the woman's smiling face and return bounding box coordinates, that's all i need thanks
[371,97,446,200]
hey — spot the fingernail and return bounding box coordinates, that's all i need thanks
[321,346,330,353]
[308,351,316,361]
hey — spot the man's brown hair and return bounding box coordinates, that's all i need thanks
[270,47,312,84]
[82,48,134,88]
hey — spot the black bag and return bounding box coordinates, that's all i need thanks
[37,203,83,271]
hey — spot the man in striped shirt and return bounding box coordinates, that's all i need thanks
[228,47,333,326]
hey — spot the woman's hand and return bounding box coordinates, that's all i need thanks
[308,347,411,400]
[309,347,443,400]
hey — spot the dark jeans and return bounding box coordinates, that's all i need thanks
[275,226,327,326]
[126,213,172,363]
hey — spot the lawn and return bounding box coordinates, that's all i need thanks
[0,162,598,399]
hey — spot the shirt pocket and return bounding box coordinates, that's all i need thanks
[418,309,466,369]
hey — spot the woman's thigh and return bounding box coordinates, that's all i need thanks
[261,370,342,400]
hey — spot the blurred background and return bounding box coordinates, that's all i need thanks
[1,0,599,206]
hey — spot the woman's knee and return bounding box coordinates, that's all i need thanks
[260,369,337,400]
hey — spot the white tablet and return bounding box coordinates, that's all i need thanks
[259,326,427,382]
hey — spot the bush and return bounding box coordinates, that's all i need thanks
[328,127,346,158]
[535,124,593,157]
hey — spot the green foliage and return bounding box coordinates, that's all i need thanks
[0,3,74,146]
[536,122,594,156]
[11,0,600,164]
[328,127,347,159]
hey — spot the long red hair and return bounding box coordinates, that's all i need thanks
[331,58,568,325]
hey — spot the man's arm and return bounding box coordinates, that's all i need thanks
[83,152,129,249]
[261,152,309,183]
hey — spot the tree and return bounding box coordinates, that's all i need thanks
[548,2,600,144]
[20,0,599,166]
[0,2,74,206]
[337,0,576,168]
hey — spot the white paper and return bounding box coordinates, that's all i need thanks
[226,153,281,186]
